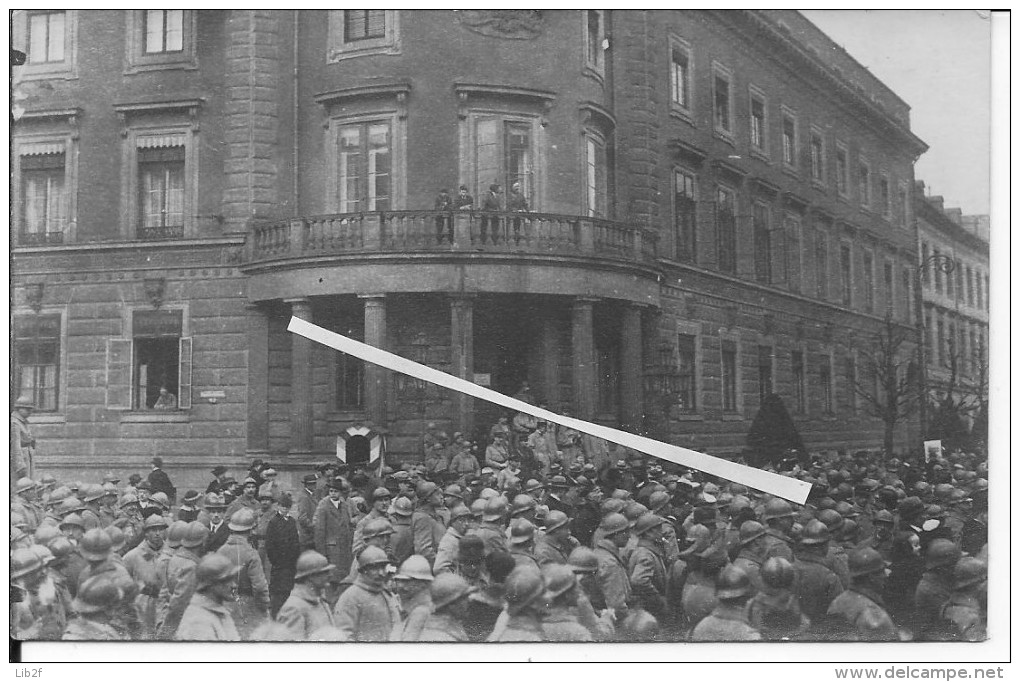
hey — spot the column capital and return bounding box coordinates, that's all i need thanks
[358,293,387,302]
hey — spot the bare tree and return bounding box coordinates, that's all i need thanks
[849,315,918,456]
[930,335,988,450]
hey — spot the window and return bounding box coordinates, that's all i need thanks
[781,110,797,168]
[897,183,908,227]
[125,10,195,72]
[669,39,692,112]
[721,340,738,412]
[792,350,806,413]
[749,89,767,154]
[585,135,608,218]
[144,10,183,53]
[757,345,773,403]
[716,186,737,274]
[815,230,828,300]
[924,311,933,362]
[28,11,66,63]
[712,65,733,136]
[337,121,392,212]
[810,130,825,183]
[884,260,894,315]
[840,243,853,307]
[753,202,771,284]
[976,271,984,309]
[107,309,191,411]
[879,174,891,219]
[14,314,61,412]
[942,251,952,297]
[470,116,538,209]
[585,11,605,74]
[819,358,833,415]
[673,169,697,262]
[329,10,399,61]
[835,143,849,197]
[966,266,974,306]
[858,158,871,208]
[937,318,946,367]
[955,264,964,302]
[902,268,913,323]
[921,243,930,285]
[138,145,185,239]
[862,250,875,313]
[19,149,67,245]
[984,274,989,311]
[785,213,802,293]
[844,355,856,415]
[677,334,696,413]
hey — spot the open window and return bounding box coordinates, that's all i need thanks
[107,309,191,411]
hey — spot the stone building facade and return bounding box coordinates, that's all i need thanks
[11,10,930,490]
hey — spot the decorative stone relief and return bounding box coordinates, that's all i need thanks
[456,10,544,40]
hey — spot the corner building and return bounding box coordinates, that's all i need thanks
[11,10,927,489]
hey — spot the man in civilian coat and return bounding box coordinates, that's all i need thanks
[266,492,301,618]
[148,457,176,505]
[313,477,354,583]
[295,473,319,551]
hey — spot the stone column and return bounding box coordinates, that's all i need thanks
[286,298,314,453]
[620,303,644,432]
[245,303,270,454]
[539,318,560,409]
[450,294,475,435]
[572,298,598,421]
[360,294,388,428]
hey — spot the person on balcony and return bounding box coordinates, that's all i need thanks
[507,181,530,244]
[481,184,502,244]
[455,185,473,210]
[434,188,454,244]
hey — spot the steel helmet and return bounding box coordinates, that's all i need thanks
[762,498,795,522]
[395,555,434,582]
[600,499,626,517]
[363,518,394,539]
[15,477,36,494]
[511,494,537,516]
[544,510,570,533]
[144,515,169,531]
[482,497,508,522]
[295,551,335,581]
[648,490,670,513]
[600,512,629,536]
[102,482,119,497]
[800,519,831,546]
[10,547,44,579]
[356,545,390,570]
[151,492,170,509]
[934,483,955,502]
[715,564,753,600]
[40,474,58,488]
[953,557,987,590]
[834,501,859,519]
[228,508,257,532]
[634,514,666,536]
[118,493,140,509]
[430,573,475,611]
[47,536,74,563]
[816,509,844,533]
[181,521,210,549]
[924,539,962,570]
[503,565,545,615]
[816,497,837,511]
[33,525,61,547]
[79,529,113,561]
[623,502,649,528]
[507,518,535,545]
[195,553,240,590]
[59,513,85,530]
[416,481,439,500]
[167,520,188,548]
[10,511,28,530]
[106,525,127,551]
[370,487,391,504]
[848,547,886,578]
[73,575,123,614]
[11,526,29,546]
[47,486,72,505]
[443,485,464,500]
[568,546,599,575]
[761,556,796,591]
[727,495,752,517]
[390,496,414,518]
[468,498,487,520]
[541,563,578,600]
[479,488,499,501]
[873,509,895,525]
[31,544,56,567]
[738,520,767,546]
[523,479,545,495]
[621,609,660,639]
[443,503,469,523]
[82,484,105,503]
[681,524,712,556]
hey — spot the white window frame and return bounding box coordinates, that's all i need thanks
[13,306,68,415]
[583,10,606,79]
[12,129,79,246]
[711,62,735,141]
[108,304,192,413]
[780,106,798,173]
[12,10,78,80]
[748,85,769,160]
[809,126,826,187]
[668,35,693,120]
[120,122,199,240]
[459,109,546,212]
[858,155,872,210]
[584,130,609,218]
[328,115,401,213]
[328,10,400,62]
[835,140,850,199]
[125,10,197,74]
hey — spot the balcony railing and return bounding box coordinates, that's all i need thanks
[17,231,65,246]
[248,210,658,265]
[137,224,185,240]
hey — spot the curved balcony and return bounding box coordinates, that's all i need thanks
[242,210,663,305]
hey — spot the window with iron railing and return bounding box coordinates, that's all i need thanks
[14,314,61,412]
[677,333,696,413]
[138,146,185,239]
[21,152,67,245]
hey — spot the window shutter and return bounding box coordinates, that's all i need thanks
[106,339,133,409]
[178,336,192,410]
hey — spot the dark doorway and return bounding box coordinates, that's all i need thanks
[473,295,539,434]
[345,434,370,467]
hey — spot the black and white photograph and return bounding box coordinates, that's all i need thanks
[8,8,1007,670]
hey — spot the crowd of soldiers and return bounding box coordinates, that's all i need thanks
[10,411,988,643]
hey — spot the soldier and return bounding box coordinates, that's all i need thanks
[333,545,400,641]
[62,575,130,641]
[275,550,337,639]
[217,507,271,639]
[792,519,843,625]
[389,496,416,565]
[940,557,987,642]
[826,547,900,641]
[534,509,576,566]
[10,395,36,482]
[123,514,169,638]
[392,555,435,641]
[258,468,281,502]
[176,554,241,641]
[10,546,63,640]
[914,538,962,641]
[747,557,810,640]
[732,520,769,594]
[265,492,300,618]
[867,509,897,561]
[352,487,392,558]
[492,565,546,641]
[485,431,512,471]
[12,477,42,532]
[435,503,474,574]
[418,573,475,641]
[158,521,208,638]
[75,528,138,634]
[817,508,850,589]
[690,565,762,641]
[79,484,106,531]
[313,477,354,584]
[540,564,594,641]
[508,518,541,570]
[411,482,448,568]
[628,514,670,623]
[760,498,797,562]
[593,512,632,618]
[225,477,259,520]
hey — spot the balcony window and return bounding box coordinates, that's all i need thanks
[673,169,697,262]
[757,345,773,403]
[792,350,806,413]
[337,121,392,212]
[138,146,185,239]
[858,158,872,208]
[713,65,733,137]
[20,151,67,245]
[785,213,802,293]
[879,175,891,219]
[473,117,535,207]
[819,358,833,415]
[585,135,608,218]
[585,10,605,74]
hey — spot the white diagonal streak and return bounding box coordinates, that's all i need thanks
[288,316,810,504]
